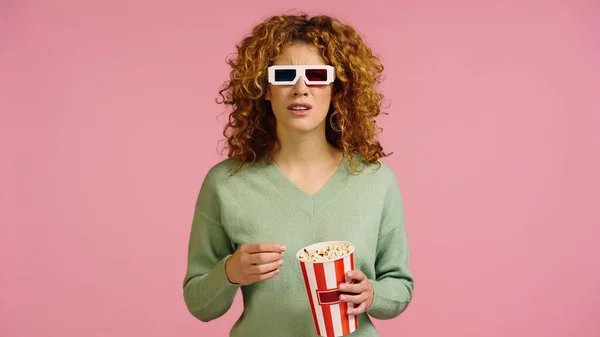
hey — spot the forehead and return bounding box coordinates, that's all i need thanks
[273,43,327,65]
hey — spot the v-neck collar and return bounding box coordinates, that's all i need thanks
[257,155,350,217]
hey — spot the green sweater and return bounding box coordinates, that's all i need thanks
[183,156,414,336]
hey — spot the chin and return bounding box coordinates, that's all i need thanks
[279,118,326,134]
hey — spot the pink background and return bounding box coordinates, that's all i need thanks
[2,0,599,336]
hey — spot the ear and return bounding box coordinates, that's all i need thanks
[264,87,271,101]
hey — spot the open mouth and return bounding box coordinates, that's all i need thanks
[287,103,313,115]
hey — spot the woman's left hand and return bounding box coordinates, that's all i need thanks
[338,270,374,315]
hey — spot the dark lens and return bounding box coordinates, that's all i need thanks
[274,69,296,82]
[305,69,328,82]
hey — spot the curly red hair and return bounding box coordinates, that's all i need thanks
[217,13,391,173]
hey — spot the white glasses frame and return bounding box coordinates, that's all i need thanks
[267,65,336,85]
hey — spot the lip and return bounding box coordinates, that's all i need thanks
[287,103,313,109]
[287,103,313,116]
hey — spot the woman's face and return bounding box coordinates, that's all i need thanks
[265,43,333,139]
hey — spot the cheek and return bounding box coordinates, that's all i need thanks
[316,88,333,105]
[269,88,288,104]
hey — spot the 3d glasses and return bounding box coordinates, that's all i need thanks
[267,65,336,85]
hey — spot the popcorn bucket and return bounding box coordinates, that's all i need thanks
[296,241,358,337]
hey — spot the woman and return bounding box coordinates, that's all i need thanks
[183,13,414,337]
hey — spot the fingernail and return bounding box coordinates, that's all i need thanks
[340,295,346,301]
[280,245,287,251]
[339,284,346,290]
[279,260,284,265]
[346,271,352,277]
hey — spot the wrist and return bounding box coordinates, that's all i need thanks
[367,280,375,310]
[224,255,239,285]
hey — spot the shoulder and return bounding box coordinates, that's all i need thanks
[195,158,268,214]
[349,154,398,185]
[341,154,402,203]
[202,157,243,187]
[202,157,266,187]
[196,158,242,206]
[205,157,235,180]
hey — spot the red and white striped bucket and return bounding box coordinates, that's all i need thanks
[296,241,358,337]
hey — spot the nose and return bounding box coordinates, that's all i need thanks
[292,76,309,96]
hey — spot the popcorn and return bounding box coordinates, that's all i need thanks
[297,241,353,263]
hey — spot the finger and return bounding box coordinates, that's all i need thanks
[346,270,366,282]
[338,281,363,294]
[339,292,368,305]
[249,252,284,264]
[252,268,280,282]
[243,243,287,254]
[347,302,367,315]
[249,259,283,275]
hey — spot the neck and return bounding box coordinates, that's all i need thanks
[271,125,341,168]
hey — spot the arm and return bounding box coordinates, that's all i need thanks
[182,170,240,322]
[367,172,414,319]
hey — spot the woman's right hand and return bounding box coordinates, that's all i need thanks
[225,243,287,285]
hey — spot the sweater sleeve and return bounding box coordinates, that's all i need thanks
[182,168,240,322]
[367,171,414,319]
